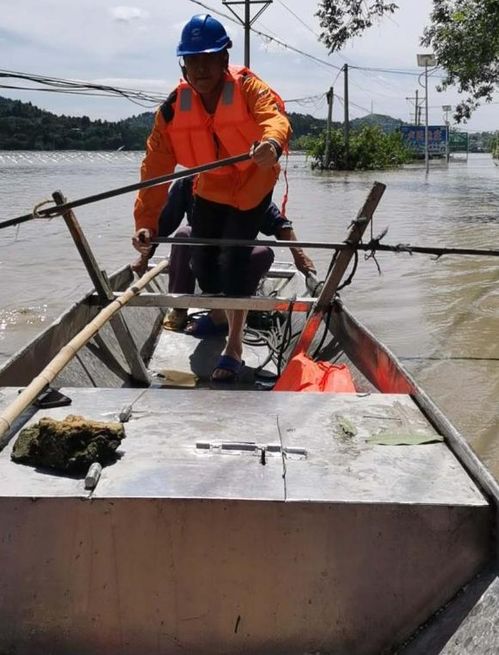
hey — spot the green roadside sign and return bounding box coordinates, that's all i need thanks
[449,132,468,153]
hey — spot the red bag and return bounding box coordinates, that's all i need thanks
[273,352,356,393]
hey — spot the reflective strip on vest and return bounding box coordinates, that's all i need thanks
[179,88,192,112]
[221,81,235,105]
[179,84,234,110]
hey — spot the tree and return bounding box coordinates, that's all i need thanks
[316,1,499,123]
[306,125,409,170]
[491,133,499,159]
[422,0,499,122]
[316,1,398,53]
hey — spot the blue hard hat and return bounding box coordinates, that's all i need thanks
[177,14,232,56]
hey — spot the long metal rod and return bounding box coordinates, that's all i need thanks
[152,236,499,258]
[0,152,252,230]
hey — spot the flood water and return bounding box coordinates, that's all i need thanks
[0,151,498,477]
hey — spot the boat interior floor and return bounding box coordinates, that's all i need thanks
[147,309,377,393]
[149,313,278,390]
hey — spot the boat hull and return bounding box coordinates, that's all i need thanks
[0,387,493,654]
[0,497,491,655]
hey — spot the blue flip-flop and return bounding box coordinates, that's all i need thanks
[211,355,245,383]
[184,313,228,338]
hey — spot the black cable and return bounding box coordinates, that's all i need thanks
[0,69,166,105]
[337,250,359,292]
[276,299,295,376]
[311,304,333,360]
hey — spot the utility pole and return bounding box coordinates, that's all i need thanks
[222,0,272,68]
[324,87,334,169]
[405,90,421,125]
[417,53,436,175]
[442,105,451,163]
[344,64,349,169]
[424,63,429,173]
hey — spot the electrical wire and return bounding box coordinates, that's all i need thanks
[187,0,342,71]
[276,0,321,39]
[0,69,166,108]
[350,65,446,79]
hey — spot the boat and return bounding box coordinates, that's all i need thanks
[0,179,497,655]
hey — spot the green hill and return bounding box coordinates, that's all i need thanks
[350,113,403,133]
[0,97,153,150]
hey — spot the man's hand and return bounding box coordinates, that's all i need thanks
[132,228,154,256]
[250,140,278,168]
[291,248,317,277]
[275,226,317,277]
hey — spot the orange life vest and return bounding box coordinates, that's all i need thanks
[273,352,357,393]
[168,65,285,174]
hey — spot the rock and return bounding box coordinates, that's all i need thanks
[11,415,125,473]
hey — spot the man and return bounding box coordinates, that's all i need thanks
[133,14,291,381]
[132,176,316,333]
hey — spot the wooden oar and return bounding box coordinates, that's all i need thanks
[284,181,386,364]
[0,152,252,230]
[0,259,168,445]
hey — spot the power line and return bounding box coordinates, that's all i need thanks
[333,91,371,116]
[284,93,326,104]
[276,0,320,38]
[0,69,353,118]
[350,64,446,79]
[187,0,342,71]
[187,0,240,25]
[0,84,130,100]
[0,69,165,108]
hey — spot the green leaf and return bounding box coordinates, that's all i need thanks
[367,432,444,446]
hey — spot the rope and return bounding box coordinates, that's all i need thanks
[32,199,54,218]
[280,152,289,217]
[364,227,388,275]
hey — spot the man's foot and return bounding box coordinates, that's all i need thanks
[184,312,228,338]
[210,354,244,383]
[163,308,188,332]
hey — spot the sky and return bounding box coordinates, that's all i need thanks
[1,0,498,132]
